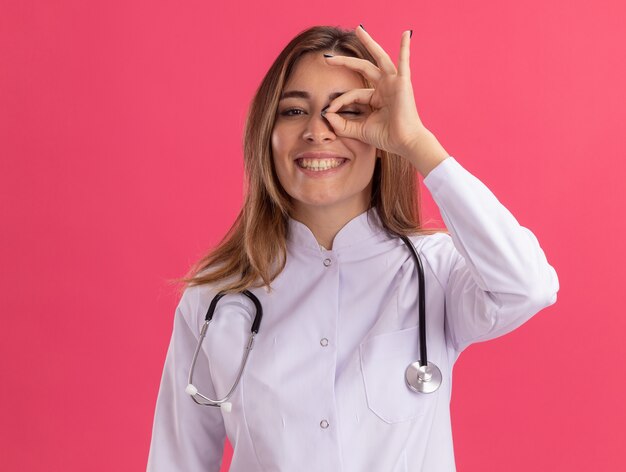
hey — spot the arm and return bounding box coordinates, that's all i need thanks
[421,155,560,353]
[147,287,227,471]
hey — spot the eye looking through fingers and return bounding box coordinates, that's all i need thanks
[277,105,367,118]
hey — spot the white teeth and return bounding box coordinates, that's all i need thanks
[297,158,346,171]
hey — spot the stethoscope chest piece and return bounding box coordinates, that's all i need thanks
[405,361,442,394]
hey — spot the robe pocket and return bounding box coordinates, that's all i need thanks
[359,325,438,424]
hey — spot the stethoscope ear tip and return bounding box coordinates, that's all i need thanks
[185,384,198,396]
[220,402,233,413]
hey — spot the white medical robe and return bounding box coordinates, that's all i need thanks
[147,156,559,471]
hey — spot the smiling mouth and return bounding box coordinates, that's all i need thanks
[296,157,348,171]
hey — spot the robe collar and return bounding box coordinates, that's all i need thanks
[286,206,387,252]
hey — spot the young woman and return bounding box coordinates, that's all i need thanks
[147,25,559,471]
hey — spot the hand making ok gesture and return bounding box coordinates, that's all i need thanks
[322,25,449,175]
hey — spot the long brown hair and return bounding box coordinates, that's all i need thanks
[172,25,447,295]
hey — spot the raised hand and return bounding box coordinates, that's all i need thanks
[322,25,449,176]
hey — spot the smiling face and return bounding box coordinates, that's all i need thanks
[271,51,378,222]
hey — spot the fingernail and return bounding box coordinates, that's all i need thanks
[409,29,413,39]
[323,53,334,58]
[359,23,366,32]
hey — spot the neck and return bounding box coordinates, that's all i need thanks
[291,201,370,250]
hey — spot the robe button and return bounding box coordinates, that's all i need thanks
[320,338,329,347]
[320,419,330,429]
[323,258,332,267]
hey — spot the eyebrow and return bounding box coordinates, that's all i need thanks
[279,90,347,101]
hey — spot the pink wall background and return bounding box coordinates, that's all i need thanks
[2,1,624,470]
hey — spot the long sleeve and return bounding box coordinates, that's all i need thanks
[147,286,227,471]
[422,156,560,353]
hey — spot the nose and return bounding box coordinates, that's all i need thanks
[302,106,336,143]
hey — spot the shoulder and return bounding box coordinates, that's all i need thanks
[175,283,212,334]
[176,278,256,334]
[405,231,459,289]
[407,230,454,256]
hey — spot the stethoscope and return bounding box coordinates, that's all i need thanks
[185,235,442,412]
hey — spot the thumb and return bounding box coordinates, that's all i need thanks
[324,112,363,141]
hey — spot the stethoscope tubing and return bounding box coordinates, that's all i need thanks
[187,290,263,408]
[399,235,428,367]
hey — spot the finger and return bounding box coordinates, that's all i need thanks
[324,88,375,114]
[322,89,374,142]
[355,25,397,75]
[323,109,366,142]
[397,30,412,78]
[323,55,383,84]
